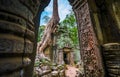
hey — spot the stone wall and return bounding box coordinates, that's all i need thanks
[102,43,120,77]
[73,1,104,77]
[0,0,50,77]
[69,0,120,77]
[90,0,120,76]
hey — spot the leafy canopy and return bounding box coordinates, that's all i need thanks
[57,11,79,49]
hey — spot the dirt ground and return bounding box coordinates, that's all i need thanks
[65,65,80,77]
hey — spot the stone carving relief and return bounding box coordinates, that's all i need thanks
[0,39,13,53]
[0,38,33,53]
[73,1,103,77]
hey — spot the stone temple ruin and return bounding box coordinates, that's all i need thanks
[0,0,120,77]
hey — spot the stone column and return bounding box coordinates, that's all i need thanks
[102,43,120,77]
[58,49,64,64]
[89,0,120,77]
[70,51,74,65]
[69,0,104,77]
[0,0,50,77]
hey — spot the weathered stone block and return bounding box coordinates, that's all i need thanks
[103,43,120,77]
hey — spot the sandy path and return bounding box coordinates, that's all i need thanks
[65,65,79,77]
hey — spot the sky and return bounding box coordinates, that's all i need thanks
[40,0,72,25]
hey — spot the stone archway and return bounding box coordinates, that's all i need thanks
[0,0,120,77]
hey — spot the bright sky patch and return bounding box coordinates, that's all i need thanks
[40,0,72,25]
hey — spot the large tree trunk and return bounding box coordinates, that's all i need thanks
[37,0,60,55]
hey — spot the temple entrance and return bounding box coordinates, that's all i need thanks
[63,53,68,64]
[0,0,120,77]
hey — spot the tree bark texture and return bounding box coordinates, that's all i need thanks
[37,0,60,55]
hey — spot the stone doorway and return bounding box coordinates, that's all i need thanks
[63,53,68,64]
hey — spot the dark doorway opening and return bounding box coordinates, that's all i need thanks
[63,53,69,64]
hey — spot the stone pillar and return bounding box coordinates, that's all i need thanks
[89,0,120,77]
[102,43,120,77]
[58,49,64,64]
[0,0,50,77]
[70,51,75,65]
[69,0,104,77]
[66,52,70,64]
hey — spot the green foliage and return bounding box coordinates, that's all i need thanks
[34,57,52,67]
[37,25,45,42]
[56,11,80,63]
[38,11,79,47]
[57,11,79,49]
[34,61,41,67]
[37,11,80,62]
[57,35,74,48]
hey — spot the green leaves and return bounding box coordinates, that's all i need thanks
[37,25,45,42]
[57,11,79,49]
[38,10,79,49]
[56,35,74,48]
